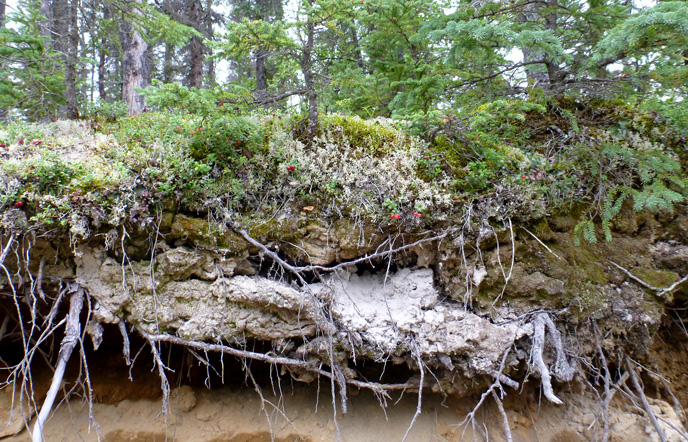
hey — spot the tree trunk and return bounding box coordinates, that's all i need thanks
[163,42,175,83]
[64,0,79,118]
[301,1,318,141]
[519,2,549,86]
[98,1,110,100]
[0,0,6,120]
[205,0,215,86]
[543,0,563,85]
[120,0,149,116]
[350,27,365,71]
[188,0,204,88]
[256,48,267,92]
[39,0,52,39]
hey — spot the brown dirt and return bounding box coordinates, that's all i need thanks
[1,375,682,442]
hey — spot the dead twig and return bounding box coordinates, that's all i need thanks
[625,357,667,442]
[458,347,513,435]
[658,273,688,298]
[492,390,513,442]
[593,323,611,442]
[609,260,662,291]
[118,321,132,366]
[522,227,563,261]
[610,260,688,298]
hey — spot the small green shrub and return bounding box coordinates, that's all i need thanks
[24,152,84,194]
[190,116,263,163]
[83,100,129,121]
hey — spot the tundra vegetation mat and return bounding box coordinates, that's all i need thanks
[0,100,687,441]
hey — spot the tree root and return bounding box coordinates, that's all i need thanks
[136,328,425,408]
[31,283,85,442]
[530,312,574,405]
[626,357,667,442]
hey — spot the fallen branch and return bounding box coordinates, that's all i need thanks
[32,284,85,442]
[609,260,661,291]
[625,357,667,442]
[609,260,688,298]
[658,273,688,298]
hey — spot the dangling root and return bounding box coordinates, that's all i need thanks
[625,357,667,442]
[31,283,85,442]
[531,312,574,405]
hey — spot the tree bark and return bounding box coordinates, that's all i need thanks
[39,0,52,39]
[350,27,365,71]
[0,0,6,120]
[98,0,110,100]
[120,0,149,116]
[543,0,564,85]
[163,42,175,83]
[64,0,79,118]
[302,0,318,141]
[519,2,549,86]
[256,48,267,92]
[204,0,215,86]
[188,0,204,88]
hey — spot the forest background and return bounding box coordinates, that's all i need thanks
[0,0,687,128]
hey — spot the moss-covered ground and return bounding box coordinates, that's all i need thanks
[0,98,685,248]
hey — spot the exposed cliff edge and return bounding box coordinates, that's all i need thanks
[1,105,687,441]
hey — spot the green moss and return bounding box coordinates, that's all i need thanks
[319,114,409,156]
[170,214,248,254]
[569,246,608,285]
[632,268,679,290]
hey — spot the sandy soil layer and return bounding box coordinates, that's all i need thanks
[2,378,684,442]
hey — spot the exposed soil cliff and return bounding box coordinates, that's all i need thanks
[1,108,687,441]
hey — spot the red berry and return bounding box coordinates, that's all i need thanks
[137,138,142,142]
[0,144,5,148]
[18,139,24,145]
[33,140,42,145]
[237,141,241,145]
[13,201,23,208]
[186,111,190,114]
[176,126,181,131]
[521,175,527,179]
[413,212,422,218]
[287,165,296,172]
[390,213,401,220]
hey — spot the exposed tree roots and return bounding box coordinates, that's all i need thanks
[32,284,84,442]
[1,227,687,441]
